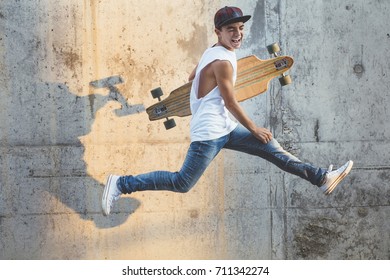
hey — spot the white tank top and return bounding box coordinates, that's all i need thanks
[190,46,238,142]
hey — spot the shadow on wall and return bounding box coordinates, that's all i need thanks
[0,1,148,231]
[23,76,144,229]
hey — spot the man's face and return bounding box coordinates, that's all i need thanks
[216,22,245,51]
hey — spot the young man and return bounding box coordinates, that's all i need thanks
[102,6,353,216]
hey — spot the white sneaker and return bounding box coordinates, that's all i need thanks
[320,160,353,195]
[102,175,122,216]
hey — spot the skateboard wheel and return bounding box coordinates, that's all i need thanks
[279,75,292,86]
[164,118,176,130]
[151,87,163,99]
[267,43,280,55]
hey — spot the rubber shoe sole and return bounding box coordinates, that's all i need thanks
[102,175,120,216]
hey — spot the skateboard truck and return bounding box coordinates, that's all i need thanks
[267,43,292,86]
[150,87,176,129]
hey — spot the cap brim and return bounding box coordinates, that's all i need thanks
[217,15,251,28]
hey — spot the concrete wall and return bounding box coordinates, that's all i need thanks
[0,0,389,259]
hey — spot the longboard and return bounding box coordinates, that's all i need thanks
[146,44,294,129]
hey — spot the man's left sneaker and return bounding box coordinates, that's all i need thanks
[320,160,353,195]
[102,175,122,216]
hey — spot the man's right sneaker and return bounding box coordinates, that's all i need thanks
[102,175,122,216]
[320,160,353,195]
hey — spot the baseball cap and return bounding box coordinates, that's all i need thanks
[214,6,251,29]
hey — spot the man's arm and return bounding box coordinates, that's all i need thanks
[213,60,273,144]
[188,65,198,81]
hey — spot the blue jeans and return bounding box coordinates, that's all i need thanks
[118,125,327,194]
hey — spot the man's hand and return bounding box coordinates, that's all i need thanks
[251,127,273,144]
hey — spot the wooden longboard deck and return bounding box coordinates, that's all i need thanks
[146,55,294,121]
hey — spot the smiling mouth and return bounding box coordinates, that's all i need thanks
[232,38,241,44]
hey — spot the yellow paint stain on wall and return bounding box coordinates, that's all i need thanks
[77,1,228,259]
